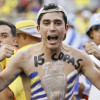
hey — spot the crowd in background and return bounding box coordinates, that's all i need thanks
[0,0,100,47]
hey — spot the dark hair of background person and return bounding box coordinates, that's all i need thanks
[87,25,100,39]
[0,20,16,37]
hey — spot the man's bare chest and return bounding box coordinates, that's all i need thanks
[26,60,79,100]
[23,51,83,100]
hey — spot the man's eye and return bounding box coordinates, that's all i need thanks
[44,22,49,25]
[56,22,61,25]
[2,35,8,38]
[55,21,62,25]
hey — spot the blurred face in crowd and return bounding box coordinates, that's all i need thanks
[0,25,15,46]
[16,32,41,48]
[90,26,100,46]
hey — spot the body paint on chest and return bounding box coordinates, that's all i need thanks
[34,52,83,69]
[51,52,83,69]
[34,53,45,67]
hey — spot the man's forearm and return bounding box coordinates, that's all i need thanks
[0,88,14,100]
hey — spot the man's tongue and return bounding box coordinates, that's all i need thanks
[48,38,57,45]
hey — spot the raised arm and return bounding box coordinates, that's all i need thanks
[83,42,100,60]
[0,52,22,92]
[81,51,100,90]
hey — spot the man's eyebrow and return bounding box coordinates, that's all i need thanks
[42,19,50,21]
[0,32,9,34]
[54,19,62,22]
[43,19,62,22]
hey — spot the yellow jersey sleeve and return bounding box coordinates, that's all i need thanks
[9,76,26,100]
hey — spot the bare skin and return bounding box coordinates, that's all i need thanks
[0,12,100,100]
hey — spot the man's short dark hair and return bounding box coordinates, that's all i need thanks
[0,20,16,37]
[37,3,67,27]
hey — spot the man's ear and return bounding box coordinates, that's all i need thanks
[37,25,41,36]
[63,24,69,40]
[37,25,40,32]
[65,24,69,31]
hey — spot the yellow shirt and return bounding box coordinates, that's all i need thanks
[75,0,90,6]
[0,44,34,100]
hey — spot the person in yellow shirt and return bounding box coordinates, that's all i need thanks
[0,20,17,100]
[0,20,41,100]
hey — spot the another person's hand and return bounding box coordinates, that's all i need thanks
[75,83,85,98]
[0,44,14,62]
[83,42,100,60]
[78,83,85,94]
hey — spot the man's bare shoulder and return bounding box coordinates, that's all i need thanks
[13,42,42,61]
[62,43,91,60]
[62,44,94,71]
[63,43,83,53]
[23,42,43,55]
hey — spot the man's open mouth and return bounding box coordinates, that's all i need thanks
[47,35,58,44]
[47,35,58,40]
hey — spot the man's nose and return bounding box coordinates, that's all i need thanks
[50,23,56,32]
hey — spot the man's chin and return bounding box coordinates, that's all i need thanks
[47,44,59,50]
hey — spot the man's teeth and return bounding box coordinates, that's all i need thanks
[48,36,58,40]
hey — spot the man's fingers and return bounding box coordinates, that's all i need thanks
[6,54,13,58]
[6,50,14,58]
[2,44,14,52]
[0,44,14,60]
[86,49,95,55]
[6,47,14,52]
